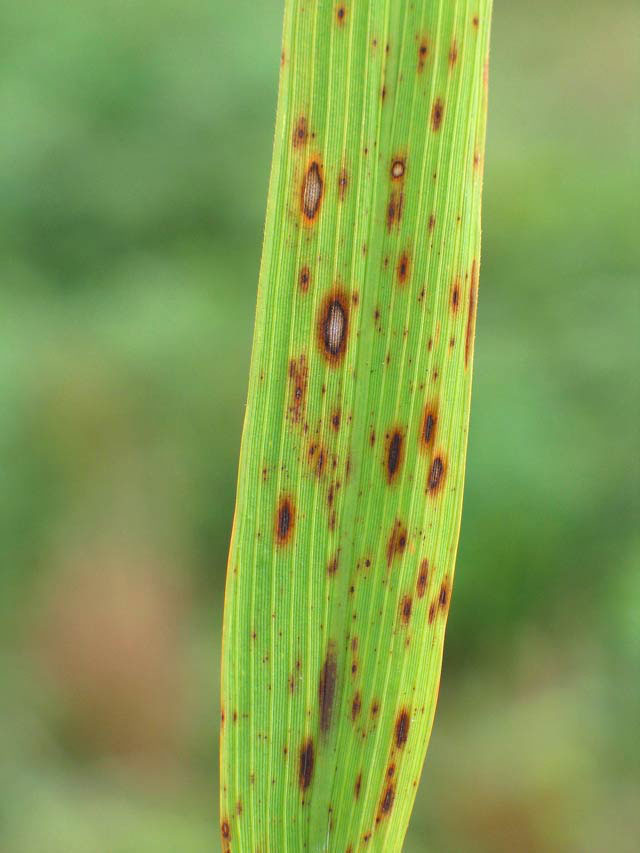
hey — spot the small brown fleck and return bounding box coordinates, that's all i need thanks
[472,14,479,29]
[299,265,310,293]
[371,699,380,716]
[427,456,445,493]
[439,577,450,610]
[417,559,429,598]
[428,601,436,624]
[431,98,444,131]
[275,496,295,545]
[336,4,346,24]
[395,708,410,748]
[355,772,362,798]
[369,429,376,447]
[292,116,308,148]
[299,738,314,792]
[400,595,412,625]
[396,251,410,285]
[317,288,349,365]
[428,212,436,232]
[236,800,243,816]
[385,428,404,483]
[391,158,405,180]
[331,411,341,431]
[449,40,458,67]
[221,819,230,840]
[420,404,438,452]
[307,441,326,478]
[319,642,338,734]
[386,519,408,568]
[301,159,324,222]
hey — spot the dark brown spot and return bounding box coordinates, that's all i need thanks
[396,251,410,285]
[301,159,323,222]
[221,819,230,840]
[299,738,314,792]
[292,116,308,148]
[386,190,404,231]
[317,288,349,365]
[420,403,438,450]
[427,456,445,494]
[428,601,436,624]
[387,763,395,778]
[288,354,308,424]
[451,279,460,312]
[399,595,412,625]
[386,519,408,568]
[449,40,458,67]
[352,692,362,721]
[431,98,444,131]
[336,3,346,24]
[385,428,404,483]
[472,14,479,29]
[354,772,362,799]
[331,411,341,431]
[417,38,428,72]
[369,429,376,447]
[391,158,405,180]
[275,496,295,545]
[465,259,478,368]
[371,700,380,716]
[417,559,429,598]
[338,167,349,200]
[319,642,337,735]
[395,708,410,748]
[299,265,310,292]
[428,212,436,232]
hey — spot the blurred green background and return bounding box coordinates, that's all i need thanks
[1,1,638,850]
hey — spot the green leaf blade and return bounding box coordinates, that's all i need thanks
[221,2,492,850]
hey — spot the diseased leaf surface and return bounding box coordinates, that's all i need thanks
[221,2,492,850]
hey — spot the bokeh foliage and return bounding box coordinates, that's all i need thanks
[0,1,637,851]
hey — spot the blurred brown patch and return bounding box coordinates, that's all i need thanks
[33,548,188,765]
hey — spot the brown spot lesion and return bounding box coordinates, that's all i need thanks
[427,455,446,494]
[338,167,349,200]
[431,98,444,131]
[299,737,315,795]
[354,772,362,798]
[327,552,339,576]
[386,519,407,568]
[472,14,480,29]
[416,559,429,598]
[292,116,308,148]
[429,576,452,623]
[448,40,458,67]
[420,403,438,452]
[336,3,346,24]
[288,354,308,424]
[384,427,404,484]
[417,37,429,72]
[301,158,324,223]
[275,495,295,545]
[221,818,230,840]
[307,441,327,478]
[331,410,341,431]
[351,691,362,721]
[451,278,460,312]
[317,287,350,365]
[395,708,410,748]
[390,157,405,180]
[386,190,404,231]
[299,265,310,293]
[319,641,338,735]
[376,783,395,822]
[396,251,410,285]
[399,595,412,625]
[465,259,478,368]
[428,212,436,232]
